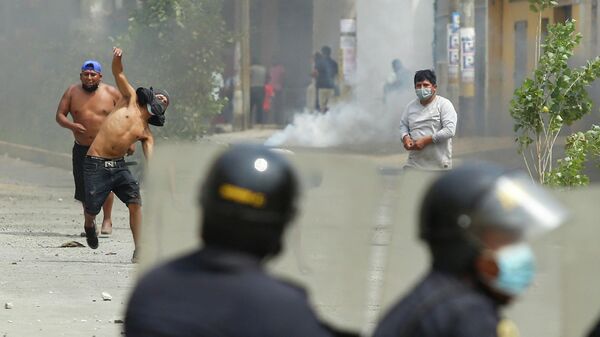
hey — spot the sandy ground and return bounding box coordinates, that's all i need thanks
[0,155,134,337]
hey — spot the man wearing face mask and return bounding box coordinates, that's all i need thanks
[373,162,568,337]
[125,144,358,337]
[400,69,457,170]
[56,60,124,235]
[82,47,170,263]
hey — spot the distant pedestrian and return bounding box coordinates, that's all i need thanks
[383,58,410,103]
[315,46,338,113]
[268,60,285,123]
[263,79,275,119]
[306,52,322,112]
[250,59,267,125]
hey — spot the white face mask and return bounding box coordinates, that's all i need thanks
[416,87,433,101]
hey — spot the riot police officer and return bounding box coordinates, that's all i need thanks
[125,144,351,337]
[373,163,568,337]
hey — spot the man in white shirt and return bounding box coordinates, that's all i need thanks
[400,69,457,170]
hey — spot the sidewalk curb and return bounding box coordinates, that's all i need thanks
[0,140,71,171]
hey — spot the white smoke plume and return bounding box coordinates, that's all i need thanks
[266,0,433,149]
[265,91,412,148]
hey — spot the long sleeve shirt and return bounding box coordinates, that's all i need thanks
[399,95,457,170]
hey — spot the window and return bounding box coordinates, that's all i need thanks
[514,20,528,88]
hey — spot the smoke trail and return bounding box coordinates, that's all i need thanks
[265,90,412,148]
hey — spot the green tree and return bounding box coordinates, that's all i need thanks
[510,12,600,184]
[120,0,229,140]
[546,125,600,187]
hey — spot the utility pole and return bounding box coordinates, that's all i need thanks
[233,0,251,130]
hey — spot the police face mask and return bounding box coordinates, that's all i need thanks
[490,243,536,296]
[416,87,433,101]
[137,87,169,126]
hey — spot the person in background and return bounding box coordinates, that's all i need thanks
[400,69,457,170]
[315,46,338,113]
[250,58,267,125]
[55,59,123,236]
[268,59,285,124]
[383,58,410,103]
[306,52,322,112]
[263,75,275,121]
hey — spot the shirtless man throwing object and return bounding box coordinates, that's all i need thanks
[83,47,170,262]
[56,60,123,235]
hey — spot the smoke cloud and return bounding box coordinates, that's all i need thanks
[267,0,433,149]
[265,91,412,148]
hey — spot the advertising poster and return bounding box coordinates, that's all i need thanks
[460,27,475,83]
[447,23,460,78]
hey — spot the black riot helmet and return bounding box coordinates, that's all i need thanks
[200,144,299,259]
[419,162,567,274]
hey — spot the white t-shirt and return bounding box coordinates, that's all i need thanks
[399,95,458,170]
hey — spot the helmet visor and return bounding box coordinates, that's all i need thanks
[472,172,569,238]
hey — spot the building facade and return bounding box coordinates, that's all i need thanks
[435,0,597,136]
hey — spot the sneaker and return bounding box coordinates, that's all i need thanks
[85,226,99,249]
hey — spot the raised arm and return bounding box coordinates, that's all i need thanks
[112,47,136,99]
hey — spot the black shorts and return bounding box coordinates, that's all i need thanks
[83,155,142,216]
[72,142,90,202]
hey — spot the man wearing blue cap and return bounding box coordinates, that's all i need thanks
[56,59,123,236]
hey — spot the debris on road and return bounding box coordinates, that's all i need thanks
[60,241,85,248]
[101,292,112,301]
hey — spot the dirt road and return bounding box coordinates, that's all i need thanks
[0,155,135,337]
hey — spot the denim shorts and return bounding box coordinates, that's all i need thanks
[83,155,141,216]
[72,142,90,202]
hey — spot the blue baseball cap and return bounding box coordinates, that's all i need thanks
[81,60,102,73]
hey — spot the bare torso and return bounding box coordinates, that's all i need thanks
[67,84,120,146]
[87,98,151,158]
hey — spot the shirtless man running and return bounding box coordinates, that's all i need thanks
[83,47,170,262]
[56,60,123,235]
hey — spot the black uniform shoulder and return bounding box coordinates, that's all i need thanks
[374,271,499,337]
